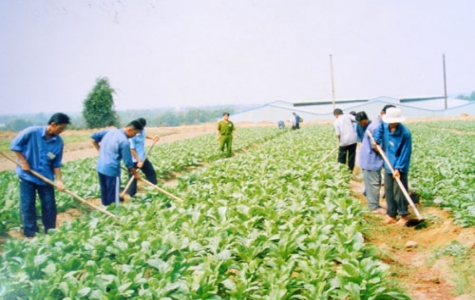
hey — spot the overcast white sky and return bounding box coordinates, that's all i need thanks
[0,0,474,115]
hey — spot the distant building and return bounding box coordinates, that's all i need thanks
[230,96,475,123]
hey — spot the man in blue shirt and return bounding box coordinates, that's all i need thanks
[127,118,159,198]
[355,111,371,143]
[10,112,70,238]
[91,128,114,152]
[292,112,301,130]
[95,120,143,206]
[373,107,412,225]
[359,105,395,214]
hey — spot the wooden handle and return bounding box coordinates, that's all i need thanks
[139,178,184,203]
[366,131,422,219]
[1,152,118,220]
[120,176,135,198]
[121,139,159,197]
[319,146,339,164]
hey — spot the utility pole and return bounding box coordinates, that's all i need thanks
[443,53,448,109]
[329,54,336,111]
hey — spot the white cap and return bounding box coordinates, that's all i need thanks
[382,107,406,123]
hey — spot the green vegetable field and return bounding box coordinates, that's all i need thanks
[1,122,475,299]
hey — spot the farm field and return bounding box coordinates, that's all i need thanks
[0,119,475,299]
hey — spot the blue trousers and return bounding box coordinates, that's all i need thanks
[128,160,157,197]
[384,171,409,217]
[98,172,119,206]
[20,178,57,237]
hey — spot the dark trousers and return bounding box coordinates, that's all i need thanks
[384,171,409,218]
[98,172,119,206]
[338,143,357,172]
[19,179,57,237]
[128,160,157,197]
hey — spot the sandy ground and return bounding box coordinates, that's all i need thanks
[2,118,475,299]
[0,122,276,171]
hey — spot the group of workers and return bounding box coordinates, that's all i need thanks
[9,106,411,239]
[334,105,413,225]
[10,112,235,238]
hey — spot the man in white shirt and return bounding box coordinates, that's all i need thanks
[333,108,358,172]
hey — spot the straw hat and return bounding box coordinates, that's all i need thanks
[382,107,406,123]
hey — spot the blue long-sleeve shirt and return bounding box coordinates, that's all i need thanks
[90,129,111,144]
[359,118,383,171]
[96,129,134,177]
[356,121,371,143]
[373,122,412,174]
[10,126,64,185]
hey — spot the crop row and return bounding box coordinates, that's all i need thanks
[413,120,475,133]
[0,127,284,235]
[0,126,409,299]
[409,123,475,227]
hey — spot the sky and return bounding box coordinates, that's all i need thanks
[0,0,474,115]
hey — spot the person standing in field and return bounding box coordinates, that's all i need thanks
[217,112,235,158]
[355,111,371,143]
[333,108,358,172]
[95,120,143,206]
[359,105,395,214]
[126,118,159,198]
[10,112,71,238]
[373,107,412,225]
[292,112,301,130]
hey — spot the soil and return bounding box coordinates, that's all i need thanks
[2,119,475,299]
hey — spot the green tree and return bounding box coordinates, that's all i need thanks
[82,77,119,129]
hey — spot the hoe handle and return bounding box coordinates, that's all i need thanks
[120,139,159,198]
[367,131,422,220]
[1,152,118,220]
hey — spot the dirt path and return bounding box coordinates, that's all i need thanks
[0,122,275,171]
[350,177,475,300]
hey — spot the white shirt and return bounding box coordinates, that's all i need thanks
[334,114,357,146]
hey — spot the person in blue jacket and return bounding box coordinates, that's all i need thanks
[10,112,71,238]
[94,120,143,206]
[373,107,412,225]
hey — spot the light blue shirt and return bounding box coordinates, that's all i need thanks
[129,129,146,162]
[359,117,384,171]
[90,129,111,144]
[10,126,64,185]
[96,129,134,177]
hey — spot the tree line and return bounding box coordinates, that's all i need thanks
[456,91,475,101]
[1,78,238,132]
